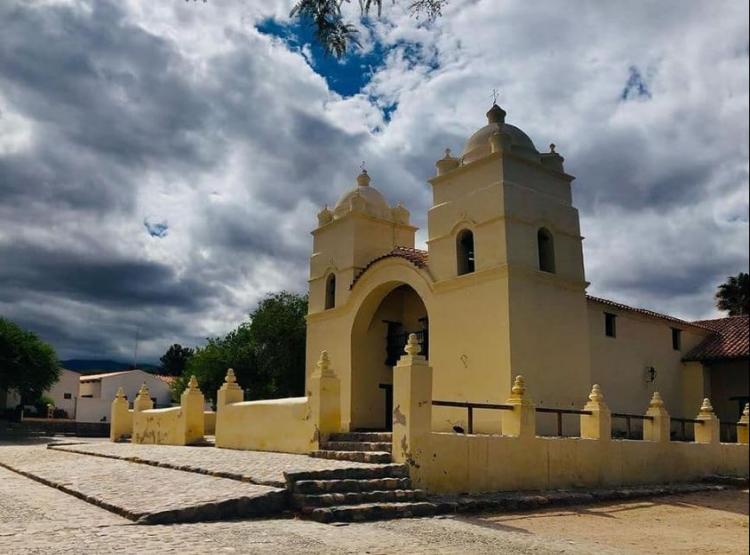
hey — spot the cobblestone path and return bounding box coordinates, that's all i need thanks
[0,462,588,554]
[0,445,285,523]
[50,441,392,487]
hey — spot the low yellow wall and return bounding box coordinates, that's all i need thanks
[204,411,216,435]
[419,433,749,493]
[215,397,316,454]
[134,407,182,445]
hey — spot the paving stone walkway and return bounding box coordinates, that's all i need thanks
[0,445,285,524]
[49,441,395,487]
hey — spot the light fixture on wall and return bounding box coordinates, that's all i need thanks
[645,366,657,383]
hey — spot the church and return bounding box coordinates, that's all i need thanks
[305,103,749,436]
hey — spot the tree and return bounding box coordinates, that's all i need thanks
[289,0,446,57]
[716,272,750,316]
[0,318,60,404]
[159,344,195,376]
[174,292,308,404]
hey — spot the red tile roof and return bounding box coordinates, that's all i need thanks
[586,295,711,331]
[350,247,429,289]
[684,315,749,362]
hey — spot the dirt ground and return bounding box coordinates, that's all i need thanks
[472,488,749,555]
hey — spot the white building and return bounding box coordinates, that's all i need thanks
[46,368,81,417]
[77,369,172,423]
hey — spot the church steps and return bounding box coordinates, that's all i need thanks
[292,488,426,508]
[328,432,393,443]
[322,441,392,453]
[310,450,392,463]
[306,501,438,523]
[292,476,411,495]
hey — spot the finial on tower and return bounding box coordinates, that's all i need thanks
[491,88,499,105]
[549,143,556,153]
[357,162,371,187]
[486,103,506,125]
[225,368,237,384]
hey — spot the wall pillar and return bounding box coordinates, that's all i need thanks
[501,375,536,438]
[180,375,205,445]
[737,403,749,444]
[217,369,244,408]
[109,387,131,442]
[580,384,611,441]
[643,391,670,443]
[392,334,433,482]
[309,351,341,441]
[133,383,154,412]
[694,398,720,444]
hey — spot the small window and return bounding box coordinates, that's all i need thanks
[63,393,72,399]
[604,313,617,337]
[324,273,336,309]
[456,229,475,275]
[671,328,682,351]
[537,228,556,273]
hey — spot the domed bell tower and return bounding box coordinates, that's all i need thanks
[426,103,591,417]
[308,169,417,314]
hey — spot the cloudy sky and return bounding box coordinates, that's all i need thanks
[0,0,747,363]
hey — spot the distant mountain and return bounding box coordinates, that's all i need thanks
[61,359,160,374]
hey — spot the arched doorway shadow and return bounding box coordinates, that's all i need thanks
[350,283,429,431]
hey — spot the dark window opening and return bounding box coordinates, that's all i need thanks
[537,228,556,273]
[671,328,682,351]
[63,393,72,399]
[456,229,475,275]
[324,273,336,309]
[605,313,617,337]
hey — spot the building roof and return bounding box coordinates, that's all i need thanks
[351,246,429,289]
[155,375,177,385]
[79,369,149,382]
[684,315,749,362]
[586,295,711,331]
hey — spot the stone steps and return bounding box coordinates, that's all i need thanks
[293,476,412,495]
[306,501,439,523]
[293,488,426,508]
[328,432,393,443]
[310,450,392,463]
[322,441,392,453]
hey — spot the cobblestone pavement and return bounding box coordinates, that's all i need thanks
[50,441,393,487]
[0,464,594,554]
[0,445,284,523]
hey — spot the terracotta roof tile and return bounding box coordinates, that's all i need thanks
[350,247,428,289]
[586,295,711,331]
[684,315,749,361]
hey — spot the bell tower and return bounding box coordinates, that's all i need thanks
[426,104,591,412]
[308,169,417,314]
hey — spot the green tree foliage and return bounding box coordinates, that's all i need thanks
[0,318,60,404]
[715,272,749,316]
[159,343,195,376]
[174,292,308,404]
[289,0,446,57]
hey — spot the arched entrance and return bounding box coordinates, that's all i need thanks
[350,284,429,431]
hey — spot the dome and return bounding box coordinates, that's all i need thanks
[333,170,392,221]
[461,104,539,164]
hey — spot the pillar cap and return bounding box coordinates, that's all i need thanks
[649,391,664,408]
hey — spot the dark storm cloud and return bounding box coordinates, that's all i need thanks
[0,239,217,310]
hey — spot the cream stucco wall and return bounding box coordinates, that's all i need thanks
[46,369,80,417]
[587,300,710,424]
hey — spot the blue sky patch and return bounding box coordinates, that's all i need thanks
[621,65,652,101]
[144,219,168,238]
[257,18,387,97]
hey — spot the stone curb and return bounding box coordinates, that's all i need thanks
[427,481,741,515]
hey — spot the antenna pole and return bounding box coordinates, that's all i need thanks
[133,327,140,370]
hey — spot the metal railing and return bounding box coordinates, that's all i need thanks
[535,407,592,437]
[611,413,654,440]
[670,417,704,442]
[432,400,512,434]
